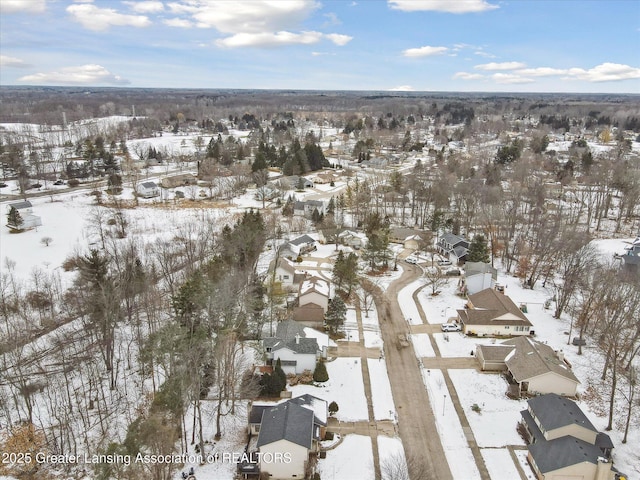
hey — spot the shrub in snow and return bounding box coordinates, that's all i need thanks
[313,360,329,383]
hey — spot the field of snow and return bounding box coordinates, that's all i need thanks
[317,434,374,479]
[410,333,436,357]
[397,278,425,324]
[481,448,523,480]
[417,279,463,324]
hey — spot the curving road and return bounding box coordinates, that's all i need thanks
[363,264,453,480]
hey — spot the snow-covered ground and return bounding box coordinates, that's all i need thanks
[367,358,396,421]
[317,434,375,479]
[290,358,368,422]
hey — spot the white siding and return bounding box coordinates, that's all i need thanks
[527,372,579,398]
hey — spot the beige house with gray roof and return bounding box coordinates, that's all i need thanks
[476,336,580,397]
[457,288,533,337]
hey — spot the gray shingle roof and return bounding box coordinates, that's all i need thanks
[275,320,307,343]
[458,289,532,327]
[529,435,604,473]
[465,262,498,279]
[141,181,158,188]
[502,337,579,384]
[290,234,315,246]
[256,402,314,449]
[477,345,515,362]
[288,394,328,426]
[9,201,32,210]
[527,394,596,433]
[283,337,319,354]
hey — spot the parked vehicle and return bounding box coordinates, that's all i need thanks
[405,256,418,264]
[441,323,461,332]
[572,337,586,346]
[437,259,452,266]
[444,268,461,276]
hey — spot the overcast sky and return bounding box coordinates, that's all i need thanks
[1,0,639,93]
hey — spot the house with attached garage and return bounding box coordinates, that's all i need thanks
[263,320,326,375]
[520,394,616,480]
[457,288,533,337]
[476,336,580,397]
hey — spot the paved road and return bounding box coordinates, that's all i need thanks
[363,265,454,480]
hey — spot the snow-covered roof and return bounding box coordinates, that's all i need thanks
[300,277,330,297]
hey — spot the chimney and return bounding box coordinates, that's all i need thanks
[295,334,300,345]
[556,350,564,363]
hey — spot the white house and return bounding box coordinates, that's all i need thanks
[6,201,42,231]
[136,181,160,198]
[263,320,325,375]
[460,262,498,295]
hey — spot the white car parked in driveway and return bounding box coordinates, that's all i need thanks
[405,256,418,264]
[441,323,461,332]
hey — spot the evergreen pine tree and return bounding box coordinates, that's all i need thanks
[467,235,490,263]
[313,360,329,383]
[325,295,347,335]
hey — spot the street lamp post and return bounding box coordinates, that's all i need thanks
[443,395,446,416]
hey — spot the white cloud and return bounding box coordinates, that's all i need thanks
[325,33,352,46]
[123,1,164,13]
[516,67,568,77]
[18,64,130,85]
[0,55,31,68]
[388,0,498,13]
[67,4,151,31]
[492,73,534,84]
[474,51,496,58]
[475,61,526,71]
[164,17,194,28]
[389,85,415,91]
[216,31,323,48]
[453,72,484,80]
[564,63,640,82]
[168,0,320,33]
[403,45,448,57]
[2,0,47,13]
[323,12,341,27]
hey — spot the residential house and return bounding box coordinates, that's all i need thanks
[6,201,42,231]
[437,232,470,263]
[289,234,317,255]
[520,394,615,480]
[263,320,325,375]
[293,200,325,218]
[337,229,364,249]
[160,173,197,188]
[136,181,160,198]
[248,394,327,440]
[616,235,639,274]
[256,402,319,479]
[280,175,314,190]
[460,262,498,295]
[299,277,330,310]
[272,257,306,288]
[457,288,533,337]
[389,227,426,249]
[476,337,580,397]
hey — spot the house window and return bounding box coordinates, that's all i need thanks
[505,325,510,329]
[266,347,272,353]
[283,275,290,280]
